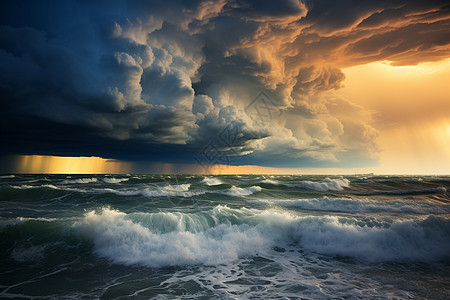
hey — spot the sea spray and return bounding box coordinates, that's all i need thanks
[200,177,223,186]
[75,207,268,267]
[221,186,262,196]
[75,206,450,266]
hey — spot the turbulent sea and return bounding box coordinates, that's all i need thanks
[1,174,449,299]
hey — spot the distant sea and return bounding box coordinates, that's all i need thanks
[1,174,449,299]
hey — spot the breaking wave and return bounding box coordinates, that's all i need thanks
[200,177,222,186]
[263,177,350,191]
[200,177,223,186]
[98,184,204,198]
[62,178,98,184]
[220,186,262,196]
[74,206,450,267]
[101,177,129,184]
[10,184,60,190]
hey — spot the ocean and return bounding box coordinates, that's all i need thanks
[0,174,449,299]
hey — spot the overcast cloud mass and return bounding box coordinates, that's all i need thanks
[1,0,449,168]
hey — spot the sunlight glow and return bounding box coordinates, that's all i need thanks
[338,58,450,174]
[380,59,450,75]
[15,155,132,174]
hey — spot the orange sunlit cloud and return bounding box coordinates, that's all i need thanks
[3,58,450,175]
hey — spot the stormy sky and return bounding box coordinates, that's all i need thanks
[1,0,449,171]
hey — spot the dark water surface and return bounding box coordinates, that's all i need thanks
[1,174,449,299]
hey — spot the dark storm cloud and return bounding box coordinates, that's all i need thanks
[1,0,449,167]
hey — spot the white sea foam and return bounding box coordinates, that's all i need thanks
[30,183,203,197]
[262,177,350,191]
[0,175,15,179]
[76,207,267,267]
[200,177,223,186]
[285,178,350,191]
[95,184,204,198]
[86,184,260,198]
[221,186,262,196]
[293,215,450,262]
[76,206,450,267]
[141,184,202,197]
[41,184,60,189]
[10,184,59,190]
[10,185,34,189]
[261,178,279,185]
[62,178,98,184]
[17,217,61,222]
[101,177,129,184]
[252,197,450,214]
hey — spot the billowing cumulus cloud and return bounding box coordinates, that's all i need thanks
[0,0,449,168]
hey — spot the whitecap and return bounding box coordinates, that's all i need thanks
[260,177,350,191]
[62,178,98,184]
[10,185,34,189]
[0,175,15,179]
[75,206,450,266]
[10,184,59,190]
[261,178,279,185]
[285,178,350,191]
[200,177,223,186]
[93,184,205,198]
[101,177,129,184]
[221,186,262,196]
[75,207,267,267]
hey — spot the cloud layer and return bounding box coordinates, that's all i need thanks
[1,0,449,167]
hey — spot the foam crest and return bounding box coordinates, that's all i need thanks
[253,197,450,214]
[102,177,129,184]
[200,177,223,186]
[261,178,279,185]
[93,184,204,198]
[75,206,450,267]
[261,177,350,191]
[41,184,59,189]
[10,184,59,190]
[62,178,98,184]
[292,215,450,262]
[286,178,350,191]
[242,210,450,262]
[221,186,262,196]
[10,185,34,189]
[76,207,268,267]
[0,175,15,179]
[141,184,201,197]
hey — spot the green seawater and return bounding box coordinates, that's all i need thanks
[1,174,449,299]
